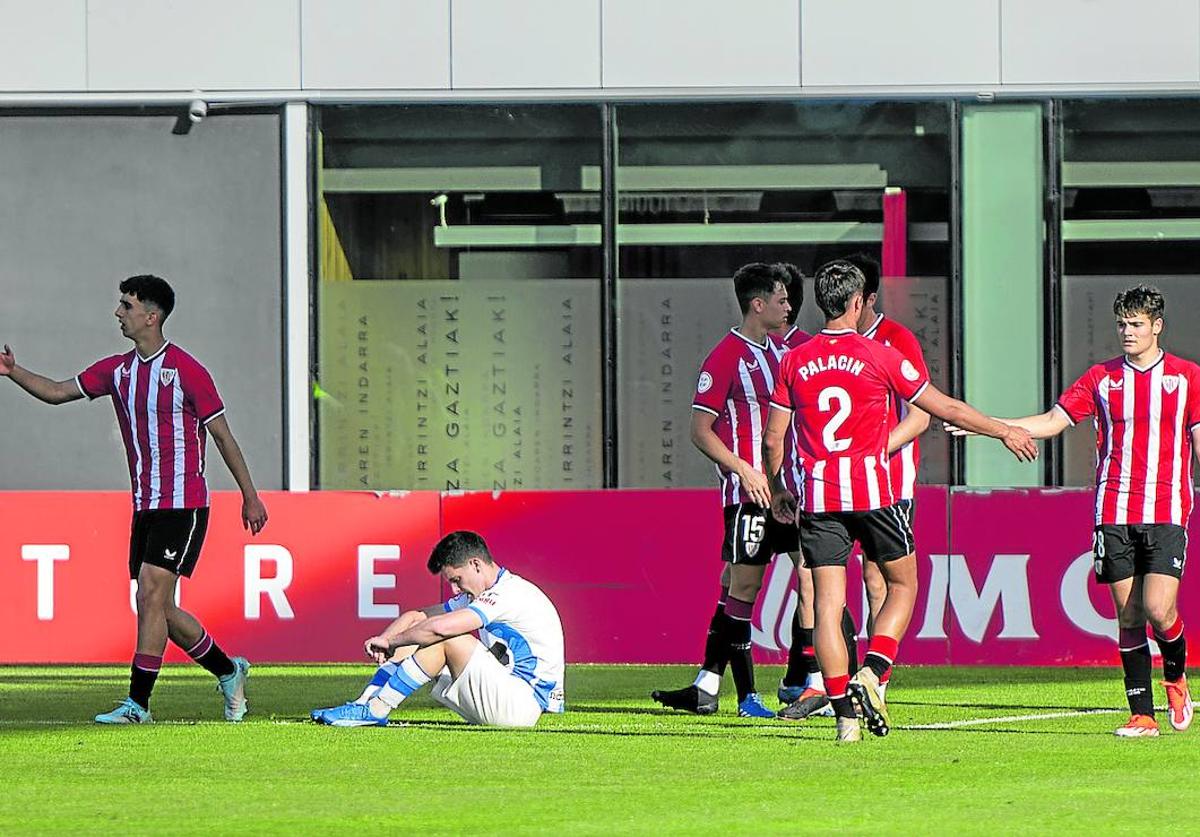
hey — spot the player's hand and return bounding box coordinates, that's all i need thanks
[242,494,268,535]
[770,489,797,525]
[0,344,14,376]
[364,635,391,664]
[942,421,977,437]
[1002,425,1039,462]
[735,461,771,507]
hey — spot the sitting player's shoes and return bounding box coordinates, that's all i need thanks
[94,697,153,725]
[650,685,718,715]
[1114,714,1160,737]
[778,687,833,721]
[835,716,862,743]
[847,668,890,737]
[321,702,388,727]
[777,681,805,705]
[217,656,251,722]
[310,703,345,723]
[1163,676,1194,731]
[736,693,776,719]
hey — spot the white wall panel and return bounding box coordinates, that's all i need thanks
[452,0,600,88]
[1002,0,1200,84]
[803,0,999,86]
[88,0,300,90]
[602,0,800,87]
[0,0,86,91]
[303,0,450,89]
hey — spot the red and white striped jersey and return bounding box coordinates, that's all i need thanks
[862,313,929,500]
[1056,351,1200,527]
[770,329,929,513]
[777,325,813,499]
[693,328,788,506]
[76,342,225,511]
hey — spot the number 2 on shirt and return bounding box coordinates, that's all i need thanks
[819,386,852,452]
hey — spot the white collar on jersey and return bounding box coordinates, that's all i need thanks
[862,313,885,338]
[820,327,856,336]
[730,327,772,350]
[135,341,170,364]
[1124,350,1165,373]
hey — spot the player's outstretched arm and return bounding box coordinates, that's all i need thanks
[0,345,84,405]
[690,409,770,507]
[943,407,1070,440]
[913,384,1039,462]
[367,608,485,658]
[888,402,931,454]
[206,414,268,535]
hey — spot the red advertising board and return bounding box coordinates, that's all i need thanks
[0,491,442,663]
[4,487,1198,665]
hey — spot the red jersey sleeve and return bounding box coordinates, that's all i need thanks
[692,343,735,416]
[1185,364,1200,432]
[1056,367,1098,425]
[877,343,929,402]
[75,355,122,400]
[180,358,225,424]
[888,327,930,384]
[770,355,795,412]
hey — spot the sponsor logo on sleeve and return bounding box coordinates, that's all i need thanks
[697,371,713,394]
[900,360,920,382]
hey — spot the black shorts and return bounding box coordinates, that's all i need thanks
[1093,524,1188,583]
[129,508,210,579]
[722,503,799,565]
[798,504,915,569]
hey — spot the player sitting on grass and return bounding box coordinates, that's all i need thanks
[312,530,565,728]
[946,285,1198,738]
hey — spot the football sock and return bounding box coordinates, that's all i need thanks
[184,630,237,678]
[826,673,855,719]
[693,669,721,696]
[129,653,162,711]
[864,635,899,680]
[375,656,432,710]
[841,607,859,670]
[356,662,400,703]
[699,585,731,676]
[725,596,756,702]
[784,619,818,688]
[1153,616,1187,683]
[1119,626,1154,716]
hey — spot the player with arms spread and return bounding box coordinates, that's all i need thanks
[313,530,565,728]
[764,260,1036,742]
[0,274,267,724]
[948,285,1199,737]
[652,263,793,719]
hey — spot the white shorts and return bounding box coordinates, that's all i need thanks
[431,642,543,728]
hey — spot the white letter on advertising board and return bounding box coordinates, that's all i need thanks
[917,554,1038,642]
[358,545,401,619]
[1060,551,1116,637]
[245,545,295,619]
[22,545,69,620]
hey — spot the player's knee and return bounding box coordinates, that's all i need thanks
[1146,603,1178,632]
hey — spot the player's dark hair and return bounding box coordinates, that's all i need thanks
[733,262,790,315]
[1113,284,1165,323]
[776,262,804,325]
[427,530,495,573]
[120,274,175,321]
[842,252,881,298]
[813,260,866,320]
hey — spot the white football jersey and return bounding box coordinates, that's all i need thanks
[444,568,566,713]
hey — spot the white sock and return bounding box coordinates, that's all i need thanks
[806,671,825,692]
[375,656,432,710]
[693,669,721,696]
[355,662,399,703]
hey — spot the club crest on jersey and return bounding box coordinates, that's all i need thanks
[120,365,130,377]
[159,368,177,387]
[697,371,713,393]
[1164,375,1179,395]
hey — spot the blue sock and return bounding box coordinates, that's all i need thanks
[355,662,398,703]
[375,657,432,709]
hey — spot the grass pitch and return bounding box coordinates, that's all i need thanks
[1,664,1195,834]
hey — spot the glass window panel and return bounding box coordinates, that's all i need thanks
[614,102,953,488]
[1062,100,1200,486]
[315,105,603,490]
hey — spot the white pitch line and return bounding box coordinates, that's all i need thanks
[900,707,1124,730]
